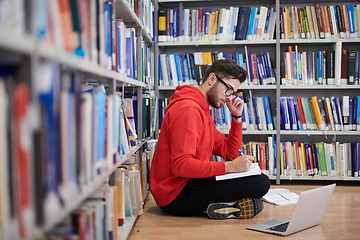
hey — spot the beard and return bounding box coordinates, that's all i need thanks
[207,83,222,109]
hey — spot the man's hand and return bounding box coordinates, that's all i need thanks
[226,97,244,118]
[225,155,254,173]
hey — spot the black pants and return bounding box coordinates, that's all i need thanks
[160,174,271,216]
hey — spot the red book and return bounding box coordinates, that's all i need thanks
[341,48,348,80]
[294,142,302,176]
[14,84,33,238]
[295,97,307,130]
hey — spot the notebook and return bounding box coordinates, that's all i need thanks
[246,184,336,236]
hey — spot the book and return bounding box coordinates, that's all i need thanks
[215,163,261,181]
[261,188,299,206]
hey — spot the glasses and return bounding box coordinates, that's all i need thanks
[215,74,241,98]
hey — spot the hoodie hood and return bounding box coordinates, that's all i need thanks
[166,85,209,112]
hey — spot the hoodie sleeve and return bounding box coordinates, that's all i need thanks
[212,120,243,161]
[166,103,226,178]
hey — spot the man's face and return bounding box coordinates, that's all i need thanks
[207,74,240,109]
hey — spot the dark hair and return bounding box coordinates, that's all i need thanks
[202,59,246,84]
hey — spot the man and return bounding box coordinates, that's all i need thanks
[150,59,270,219]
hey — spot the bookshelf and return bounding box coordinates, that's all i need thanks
[154,0,360,184]
[0,0,155,239]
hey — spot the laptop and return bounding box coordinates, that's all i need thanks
[246,184,336,236]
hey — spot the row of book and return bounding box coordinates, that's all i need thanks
[280,95,360,132]
[158,6,276,42]
[214,139,359,178]
[124,0,155,36]
[211,95,274,132]
[158,48,276,87]
[45,159,151,240]
[276,141,360,178]
[0,0,154,84]
[0,64,143,239]
[282,46,360,86]
[280,4,360,40]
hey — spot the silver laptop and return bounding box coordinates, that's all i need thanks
[246,184,336,236]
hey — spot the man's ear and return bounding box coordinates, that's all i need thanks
[208,73,217,86]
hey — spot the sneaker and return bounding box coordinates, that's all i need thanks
[207,198,264,220]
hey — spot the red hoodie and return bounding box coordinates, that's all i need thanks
[150,85,243,207]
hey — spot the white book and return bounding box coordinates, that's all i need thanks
[346,143,352,177]
[341,143,348,177]
[216,163,261,181]
[310,6,320,39]
[268,10,276,40]
[231,7,239,40]
[259,97,267,130]
[342,96,350,131]
[159,54,169,86]
[256,6,268,40]
[106,96,114,169]
[127,169,144,215]
[169,54,179,86]
[183,9,190,41]
[81,93,93,184]
[191,9,197,42]
[261,188,299,206]
[329,6,338,39]
[268,136,274,176]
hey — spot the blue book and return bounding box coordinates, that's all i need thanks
[158,55,163,86]
[292,52,298,84]
[38,69,60,195]
[96,91,106,174]
[125,28,136,79]
[246,7,257,40]
[266,52,275,84]
[104,1,112,69]
[237,53,245,69]
[204,8,211,40]
[173,53,183,83]
[280,97,291,130]
[292,97,303,130]
[260,52,269,84]
[304,143,312,175]
[357,96,360,131]
[317,51,323,85]
[255,56,266,85]
[263,96,274,130]
[252,97,263,130]
[246,102,254,130]
[173,8,179,41]
[244,46,253,83]
[235,7,251,40]
[180,54,191,85]
[346,5,355,37]
[287,97,298,130]
[349,97,354,131]
[353,97,358,131]
[351,142,359,177]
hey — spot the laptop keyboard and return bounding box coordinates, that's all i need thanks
[267,222,289,232]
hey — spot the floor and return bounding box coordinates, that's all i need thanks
[128,183,360,240]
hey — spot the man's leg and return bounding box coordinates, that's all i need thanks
[160,174,270,217]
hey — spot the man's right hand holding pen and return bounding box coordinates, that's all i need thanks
[225,151,254,173]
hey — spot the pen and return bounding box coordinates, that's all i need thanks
[239,150,244,156]
[279,194,290,201]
